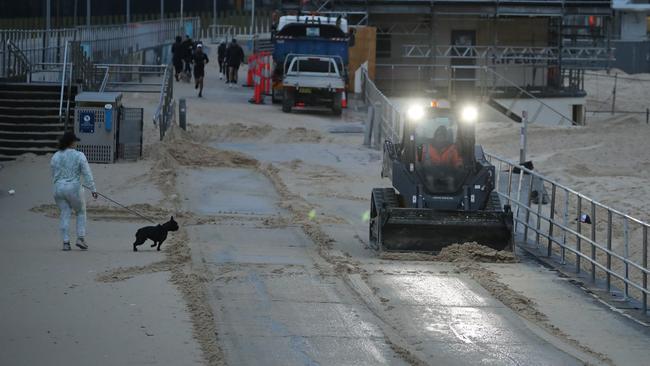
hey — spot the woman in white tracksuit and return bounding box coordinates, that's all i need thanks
[50,132,98,251]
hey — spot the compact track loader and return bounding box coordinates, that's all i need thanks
[369,102,514,252]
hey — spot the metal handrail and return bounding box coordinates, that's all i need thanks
[5,39,32,82]
[98,65,110,92]
[58,41,69,126]
[486,152,650,312]
[153,64,174,140]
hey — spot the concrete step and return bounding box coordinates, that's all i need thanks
[0,90,66,101]
[0,138,58,149]
[0,106,63,116]
[0,99,70,108]
[0,114,64,124]
[0,122,65,132]
[0,145,56,156]
[0,130,63,141]
[0,82,75,93]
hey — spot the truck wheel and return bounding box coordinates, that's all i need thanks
[282,89,294,113]
[332,92,342,116]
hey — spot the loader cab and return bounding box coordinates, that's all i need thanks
[402,104,477,195]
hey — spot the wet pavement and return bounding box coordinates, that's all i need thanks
[367,271,582,365]
[179,168,409,365]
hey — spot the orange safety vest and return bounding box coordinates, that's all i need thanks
[427,144,462,167]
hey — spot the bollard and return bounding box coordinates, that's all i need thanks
[179,98,187,130]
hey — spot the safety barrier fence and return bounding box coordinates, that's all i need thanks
[360,68,650,314]
[247,51,273,104]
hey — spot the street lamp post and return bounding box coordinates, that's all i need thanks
[250,0,255,51]
[126,0,131,24]
[213,0,217,27]
[180,0,184,34]
[46,0,51,31]
[86,0,91,27]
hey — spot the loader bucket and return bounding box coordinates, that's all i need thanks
[379,208,513,252]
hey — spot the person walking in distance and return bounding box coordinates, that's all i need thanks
[181,34,194,81]
[226,39,245,87]
[218,41,227,81]
[171,36,184,82]
[193,43,209,98]
[50,132,98,251]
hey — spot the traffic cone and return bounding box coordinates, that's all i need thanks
[342,90,347,109]
[244,55,256,87]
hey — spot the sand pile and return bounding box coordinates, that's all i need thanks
[276,127,323,143]
[188,123,273,142]
[30,203,175,222]
[186,123,325,144]
[380,242,517,263]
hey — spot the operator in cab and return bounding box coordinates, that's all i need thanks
[413,107,463,168]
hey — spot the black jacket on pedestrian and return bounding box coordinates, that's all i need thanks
[218,43,227,62]
[171,41,183,62]
[181,38,194,61]
[192,52,209,77]
[226,44,245,67]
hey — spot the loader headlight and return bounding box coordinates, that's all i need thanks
[460,105,478,124]
[407,105,425,122]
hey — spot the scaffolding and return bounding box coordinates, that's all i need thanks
[290,0,613,97]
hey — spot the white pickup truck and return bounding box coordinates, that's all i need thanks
[281,54,346,115]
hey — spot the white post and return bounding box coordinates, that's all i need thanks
[46,0,52,31]
[86,0,91,27]
[213,0,217,27]
[250,0,256,50]
[520,110,528,164]
[180,0,184,32]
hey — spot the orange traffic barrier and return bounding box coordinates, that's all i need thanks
[244,54,257,87]
[249,60,264,104]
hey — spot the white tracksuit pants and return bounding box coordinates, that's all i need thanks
[53,182,86,243]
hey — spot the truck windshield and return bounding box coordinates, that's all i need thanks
[291,59,337,74]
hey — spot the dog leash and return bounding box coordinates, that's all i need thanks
[83,185,158,224]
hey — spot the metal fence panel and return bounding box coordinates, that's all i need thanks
[118,107,143,161]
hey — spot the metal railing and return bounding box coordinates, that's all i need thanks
[1,18,200,79]
[3,39,32,81]
[486,154,649,314]
[360,68,649,314]
[206,23,272,44]
[153,64,175,141]
[58,41,72,128]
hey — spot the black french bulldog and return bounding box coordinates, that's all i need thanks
[133,216,179,252]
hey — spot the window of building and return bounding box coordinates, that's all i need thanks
[377,34,391,59]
